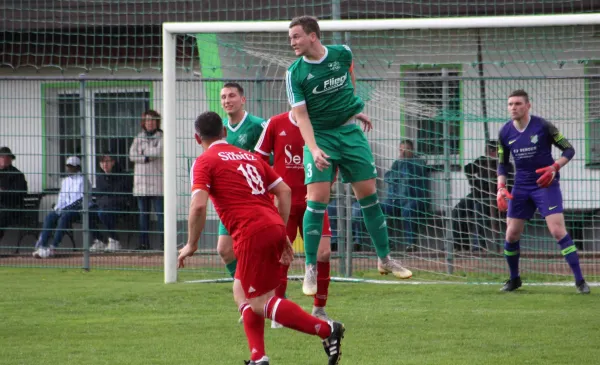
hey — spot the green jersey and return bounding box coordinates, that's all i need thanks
[224,111,266,151]
[286,45,364,130]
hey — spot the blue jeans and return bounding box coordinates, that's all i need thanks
[353,199,420,247]
[39,209,99,247]
[137,196,164,248]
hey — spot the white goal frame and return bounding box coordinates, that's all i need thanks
[162,13,600,284]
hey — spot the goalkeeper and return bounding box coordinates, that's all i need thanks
[496,89,589,294]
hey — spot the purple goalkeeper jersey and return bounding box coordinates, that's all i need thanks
[497,115,574,186]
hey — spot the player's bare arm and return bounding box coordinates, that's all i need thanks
[270,180,292,225]
[293,104,330,171]
[178,189,209,268]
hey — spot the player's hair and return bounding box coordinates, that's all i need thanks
[195,111,224,139]
[222,82,244,96]
[141,109,162,130]
[400,139,414,149]
[508,89,529,103]
[289,16,321,39]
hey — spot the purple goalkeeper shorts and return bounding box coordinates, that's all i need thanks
[507,181,563,220]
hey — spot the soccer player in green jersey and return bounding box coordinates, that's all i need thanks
[287,16,412,295]
[217,82,267,283]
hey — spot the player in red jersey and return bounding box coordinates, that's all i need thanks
[255,110,332,322]
[178,111,345,365]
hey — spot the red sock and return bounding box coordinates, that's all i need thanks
[314,261,330,307]
[264,297,331,339]
[275,264,290,298]
[239,303,265,361]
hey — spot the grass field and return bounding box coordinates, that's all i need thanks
[1,268,598,365]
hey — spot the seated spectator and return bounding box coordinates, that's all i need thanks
[90,153,133,252]
[452,140,499,251]
[32,156,100,258]
[0,147,28,240]
[352,140,429,251]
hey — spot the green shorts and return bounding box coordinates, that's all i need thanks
[303,123,377,184]
[218,220,229,236]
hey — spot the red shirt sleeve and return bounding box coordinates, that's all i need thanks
[190,155,212,193]
[254,119,274,159]
[258,157,282,191]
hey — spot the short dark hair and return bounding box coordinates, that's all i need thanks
[195,111,224,139]
[508,89,529,103]
[289,16,321,39]
[400,139,414,149]
[222,82,244,96]
[99,153,115,163]
[141,109,162,130]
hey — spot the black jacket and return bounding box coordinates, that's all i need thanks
[0,165,28,208]
[94,164,133,209]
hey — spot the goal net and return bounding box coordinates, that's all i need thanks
[162,15,600,284]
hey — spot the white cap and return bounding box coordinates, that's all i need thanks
[66,156,81,166]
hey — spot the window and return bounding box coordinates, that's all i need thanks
[587,62,600,167]
[43,84,151,189]
[402,67,461,157]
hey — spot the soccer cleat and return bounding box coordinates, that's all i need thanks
[238,315,243,324]
[377,257,412,279]
[90,239,106,252]
[322,321,345,365]
[312,306,331,322]
[244,356,270,365]
[303,264,318,296]
[500,277,522,292]
[576,280,591,294]
[106,238,121,252]
[270,320,283,329]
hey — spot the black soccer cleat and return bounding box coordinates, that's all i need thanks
[500,276,522,292]
[322,321,345,365]
[576,280,591,294]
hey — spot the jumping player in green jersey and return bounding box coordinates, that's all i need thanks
[217,82,266,284]
[286,16,412,296]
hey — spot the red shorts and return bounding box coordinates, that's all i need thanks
[234,225,286,299]
[286,203,332,241]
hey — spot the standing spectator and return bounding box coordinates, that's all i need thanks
[129,110,164,250]
[0,147,28,240]
[90,153,133,252]
[352,140,429,251]
[452,141,499,251]
[32,156,99,258]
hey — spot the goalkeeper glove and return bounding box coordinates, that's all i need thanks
[497,183,513,212]
[535,162,560,188]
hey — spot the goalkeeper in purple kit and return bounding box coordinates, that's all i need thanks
[496,89,590,294]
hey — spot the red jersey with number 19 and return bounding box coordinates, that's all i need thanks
[190,140,285,243]
[255,111,306,205]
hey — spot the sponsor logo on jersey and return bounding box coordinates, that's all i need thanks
[284,144,303,168]
[218,151,257,161]
[508,139,517,145]
[530,134,538,144]
[312,73,348,95]
[279,130,287,136]
[328,61,340,71]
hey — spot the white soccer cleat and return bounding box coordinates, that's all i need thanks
[90,239,106,252]
[106,238,121,252]
[302,263,318,296]
[270,320,283,329]
[378,257,413,279]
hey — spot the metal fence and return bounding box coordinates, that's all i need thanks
[0,76,599,282]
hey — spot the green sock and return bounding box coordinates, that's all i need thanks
[302,201,327,265]
[225,260,237,278]
[359,193,390,259]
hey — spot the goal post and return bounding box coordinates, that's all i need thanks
[162,13,600,284]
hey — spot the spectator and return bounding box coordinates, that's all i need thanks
[32,156,100,258]
[352,140,429,252]
[90,153,133,252]
[0,147,28,241]
[452,140,498,251]
[129,109,164,250]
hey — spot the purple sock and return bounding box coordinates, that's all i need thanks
[558,234,584,283]
[504,241,520,279]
